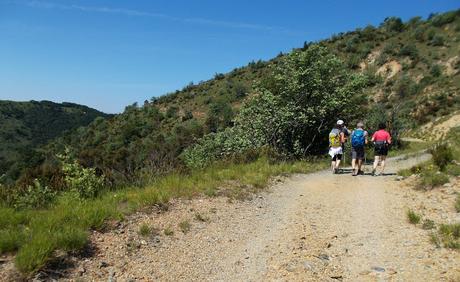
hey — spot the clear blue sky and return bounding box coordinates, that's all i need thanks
[1,0,459,113]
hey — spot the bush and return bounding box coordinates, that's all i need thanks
[58,148,105,198]
[431,35,445,46]
[183,45,367,168]
[13,179,57,210]
[430,11,457,27]
[430,64,442,77]
[381,17,404,33]
[419,169,449,188]
[431,143,453,171]
[399,43,419,60]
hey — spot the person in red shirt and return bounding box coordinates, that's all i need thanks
[371,122,392,176]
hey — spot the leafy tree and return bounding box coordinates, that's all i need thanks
[381,17,404,33]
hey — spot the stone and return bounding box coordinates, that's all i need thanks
[99,261,109,268]
[371,266,385,272]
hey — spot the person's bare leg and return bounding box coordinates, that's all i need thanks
[335,159,341,170]
[351,158,357,173]
[331,161,335,172]
[357,159,363,172]
[373,156,379,174]
[380,156,387,174]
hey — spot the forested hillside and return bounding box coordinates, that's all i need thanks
[6,10,460,192]
[0,100,110,184]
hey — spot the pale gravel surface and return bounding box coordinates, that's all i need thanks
[2,153,459,281]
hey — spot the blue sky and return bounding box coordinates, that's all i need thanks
[1,0,459,113]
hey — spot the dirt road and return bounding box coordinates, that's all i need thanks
[61,153,459,281]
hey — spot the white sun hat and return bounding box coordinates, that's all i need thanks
[337,120,344,125]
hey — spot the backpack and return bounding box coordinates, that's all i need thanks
[329,129,341,148]
[351,129,365,147]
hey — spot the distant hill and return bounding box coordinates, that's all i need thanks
[0,100,110,183]
[12,10,460,188]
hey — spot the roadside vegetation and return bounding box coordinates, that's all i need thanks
[0,156,325,275]
[401,126,460,250]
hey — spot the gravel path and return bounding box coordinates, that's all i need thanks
[34,153,460,281]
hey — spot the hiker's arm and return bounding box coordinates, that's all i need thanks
[365,132,369,144]
[387,134,392,145]
[340,132,345,143]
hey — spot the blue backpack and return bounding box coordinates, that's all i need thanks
[351,130,365,147]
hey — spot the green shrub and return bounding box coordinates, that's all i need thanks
[399,43,419,60]
[445,164,460,176]
[13,179,56,209]
[431,143,453,170]
[430,11,457,27]
[407,209,421,224]
[419,169,449,188]
[58,148,105,198]
[431,35,445,46]
[430,64,442,77]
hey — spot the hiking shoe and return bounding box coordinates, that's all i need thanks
[371,169,376,176]
[358,170,364,175]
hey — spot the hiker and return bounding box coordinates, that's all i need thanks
[371,122,392,176]
[350,121,368,176]
[329,120,346,174]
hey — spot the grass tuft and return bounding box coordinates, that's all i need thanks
[179,220,191,234]
[164,226,174,236]
[407,209,421,224]
[138,223,151,237]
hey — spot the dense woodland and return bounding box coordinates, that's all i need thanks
[0,100,110,185]
[1,10,460,204]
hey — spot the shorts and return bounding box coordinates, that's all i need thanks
[352,146,365,160]
[374,143,388,156]
[332,154,342,161]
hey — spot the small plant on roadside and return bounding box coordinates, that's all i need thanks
[455,194,460,213]
[430,232,441,248]
[138,223,151,237]
[407,209,421,224]
[422,219,436,230]
[430,143,453,171]
[194,213,209,222]
[179,220,191,234]
[419,168,449,189]
[438,223,460,249]
[164,226,174,236]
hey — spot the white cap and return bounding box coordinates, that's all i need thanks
[337,120,344,125]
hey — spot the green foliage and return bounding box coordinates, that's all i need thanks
[58,148,105,198]
[179,220,191,233]
[407,209,421,224]
[398,43,419,60]
[430,35,445,46]
[430,64,442,77]
[0,101,109,185]
[381,17,404,32]
[430,143,453,171]
[138,223,151,237]
[419,168,449,188]
[184,45,367,168]
[13,179,56,209]
[430,11,458,27]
